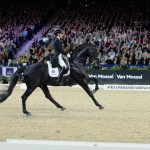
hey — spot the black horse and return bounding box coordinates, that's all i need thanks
[0,44,104,116]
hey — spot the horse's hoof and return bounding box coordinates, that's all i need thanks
[61,107,66,111]
[99,105,104,110]
[26,112,32,116]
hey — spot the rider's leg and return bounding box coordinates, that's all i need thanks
[57,54,67,83]
[57,67,66,83]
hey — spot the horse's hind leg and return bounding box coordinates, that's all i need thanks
[78,78,103,109]
[21,86,36,116]
[40,84,65,111]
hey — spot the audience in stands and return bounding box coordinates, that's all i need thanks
[0,0,150,68]
[0,0,53,65]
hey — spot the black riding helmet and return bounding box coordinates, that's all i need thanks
[54,29,63,36]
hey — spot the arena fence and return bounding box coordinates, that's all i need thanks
[1,67,150,85]
[0,139,149,150]
[88,70,150,85]
[104,84,150,91]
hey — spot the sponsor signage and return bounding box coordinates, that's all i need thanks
[104,85,150,91]
[0,67,17,77]
[6,67,14,76]
[87,70,150,85]
[0,67,150,85]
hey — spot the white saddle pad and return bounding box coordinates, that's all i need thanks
[47,61,70,77]
[49,68,59,77]
[47,62,59,77]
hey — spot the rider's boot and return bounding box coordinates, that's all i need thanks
[56,67,66,85]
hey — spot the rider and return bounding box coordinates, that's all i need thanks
[51,29,67,83]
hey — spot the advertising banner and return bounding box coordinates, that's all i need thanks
[87,70,150,85]
[1,67,150,85]
[6,67,14,76]
[0,67,17,77]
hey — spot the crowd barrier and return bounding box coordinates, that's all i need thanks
[1,66,150,85]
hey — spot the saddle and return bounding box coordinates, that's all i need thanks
[47,57,70,78]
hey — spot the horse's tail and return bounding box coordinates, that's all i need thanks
[0,66,26,103]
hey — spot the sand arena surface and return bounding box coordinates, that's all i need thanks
[0,86,150,143]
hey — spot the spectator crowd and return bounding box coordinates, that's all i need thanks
[0,0,53,66]
[0,0,150,68]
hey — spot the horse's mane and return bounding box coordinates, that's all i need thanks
[71,43,95,58]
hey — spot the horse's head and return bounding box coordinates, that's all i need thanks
[87,45,98,60]
[70,44,98,65]
[71,44,98,58]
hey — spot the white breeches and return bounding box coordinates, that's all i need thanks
[58,54,67,69]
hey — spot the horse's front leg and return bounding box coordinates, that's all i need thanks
[78,78,104,109]
[86,77,99,94]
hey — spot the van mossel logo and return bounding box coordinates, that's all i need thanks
[98,74,114,79]
[88,74,97,78]
[88,74,143,80]
[88,74,114,79]
[117,74,143,79]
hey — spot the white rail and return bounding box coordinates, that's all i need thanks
[0,139,149,150]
